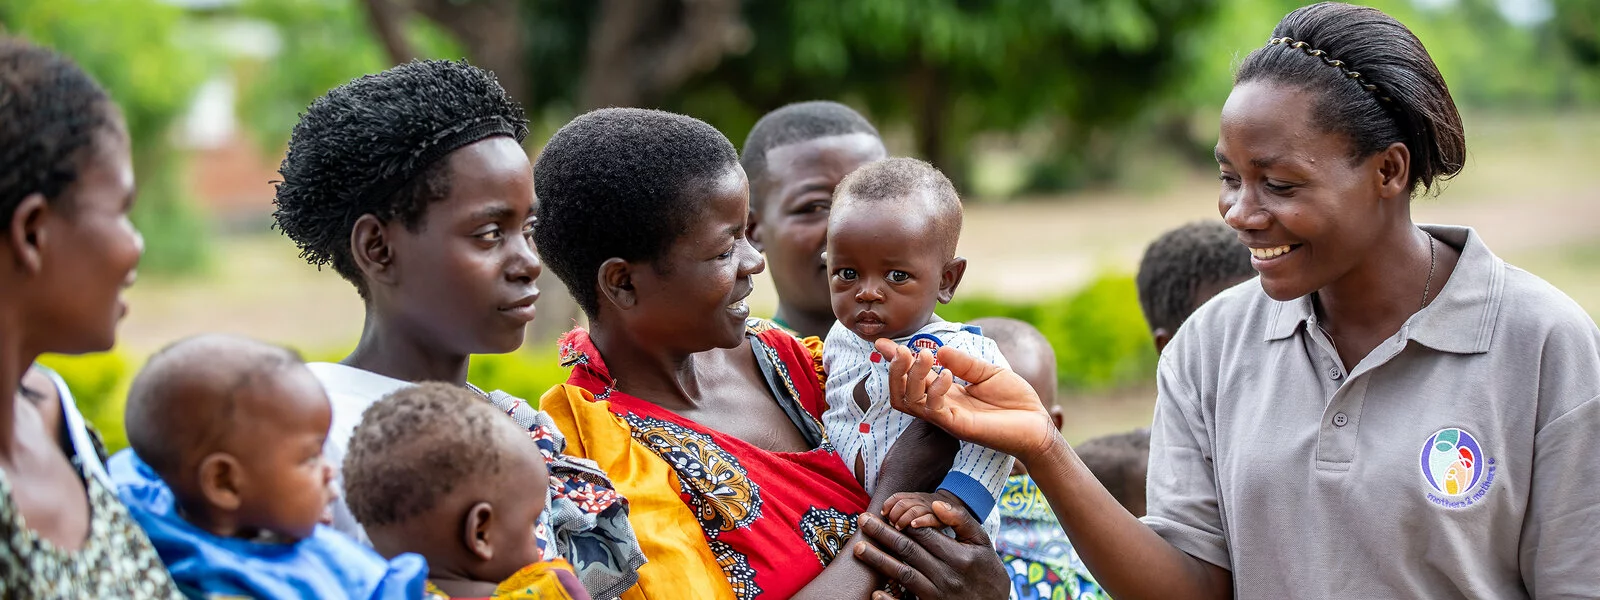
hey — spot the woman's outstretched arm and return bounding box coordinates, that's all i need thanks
[873,339,1234,600]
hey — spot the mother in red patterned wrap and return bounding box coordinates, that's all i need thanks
[530,107,1007,600]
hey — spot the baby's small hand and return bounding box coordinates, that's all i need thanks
[882,489,964,529]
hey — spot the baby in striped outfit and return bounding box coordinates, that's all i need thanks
[820,157,1014,531]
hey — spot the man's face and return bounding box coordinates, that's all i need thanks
[749,133,886,323]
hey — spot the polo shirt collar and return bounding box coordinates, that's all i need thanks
[1264,225,1502,355]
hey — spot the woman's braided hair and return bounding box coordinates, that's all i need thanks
[1237,2,1466,194]
[0,37,116,230]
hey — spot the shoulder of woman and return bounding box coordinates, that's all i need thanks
[1497,265,1600,337]
[1163,279,1272,359]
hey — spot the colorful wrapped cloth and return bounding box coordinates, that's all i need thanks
[996,474,1109,600]
[424,559,592,600]
[541,320,871,600]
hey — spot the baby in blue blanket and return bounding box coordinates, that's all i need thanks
[110,334,426,599]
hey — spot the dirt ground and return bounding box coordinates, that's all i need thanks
[114,112,1600,441]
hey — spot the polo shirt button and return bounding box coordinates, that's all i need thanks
[1328,366,1343,380]
[1332,412,1348,427]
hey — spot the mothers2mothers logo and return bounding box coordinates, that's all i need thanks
[1420,427,1497,509]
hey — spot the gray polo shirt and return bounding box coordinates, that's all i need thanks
[1141,225,1600,599]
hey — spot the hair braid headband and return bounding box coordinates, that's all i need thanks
[1268,36,1393,103]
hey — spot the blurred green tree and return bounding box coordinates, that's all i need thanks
[1554,0,1598,67]
[236,0,1600,196]
[0,0,212,275]
[333,0,1219,191]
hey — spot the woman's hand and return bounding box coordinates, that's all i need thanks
[874,339,1059,461]
[853,501,1010,600]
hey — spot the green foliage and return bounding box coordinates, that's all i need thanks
[0,0,212,275]
[234,0,465,151]
[688,0,1222,189]
[467,350,571,407]
[943,273,1158,392]
[37,351,133,452]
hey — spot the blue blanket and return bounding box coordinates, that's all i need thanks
[110,450,428,600]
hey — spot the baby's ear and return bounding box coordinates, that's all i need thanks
[463,501,496,562]
[936,257,968,304]
[197,453,244,512]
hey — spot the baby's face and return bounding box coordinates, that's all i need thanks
[827,201,953,340]
[232,366,335,541]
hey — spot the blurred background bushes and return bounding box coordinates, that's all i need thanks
[42,272,1155,454]
[944,274,1158,392]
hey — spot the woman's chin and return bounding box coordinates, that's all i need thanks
[481,329,527,356]
[1260,276,1315,303]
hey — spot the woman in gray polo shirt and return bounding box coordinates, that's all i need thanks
[856,3,1600,599]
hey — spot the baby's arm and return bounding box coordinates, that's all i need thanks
[926,329,1015,524]
[881,437,1014,529]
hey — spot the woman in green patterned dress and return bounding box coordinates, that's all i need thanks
[0,38,182,598]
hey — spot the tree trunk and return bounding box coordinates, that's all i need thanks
[410,0,529,105]
[360,0,416,65]
[908,60,961,189]
[580,0,748,109]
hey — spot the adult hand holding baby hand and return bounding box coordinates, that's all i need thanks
[872,338,1059,463]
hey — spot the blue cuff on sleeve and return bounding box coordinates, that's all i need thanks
[937,471,997,520]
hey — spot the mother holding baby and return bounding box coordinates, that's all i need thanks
[531,107,1010,600]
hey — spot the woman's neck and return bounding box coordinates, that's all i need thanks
[0,308,39,457]
[342,310,469,386]
[1315,223,1455,366]
[588,322,704,409]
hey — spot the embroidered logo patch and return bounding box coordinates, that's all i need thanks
[1420,427,1496,509]
[906,333,943,354]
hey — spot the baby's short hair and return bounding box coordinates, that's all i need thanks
[342,382,524,528]
[1135,221,1254,334]
[1076,428,1151,513]
[124,334,305,485]
[832,157,963,257]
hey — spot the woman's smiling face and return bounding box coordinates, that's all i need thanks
[1216,80,1406,302]
[626,165,766,353]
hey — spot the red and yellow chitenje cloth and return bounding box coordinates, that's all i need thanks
[540,321,869,600]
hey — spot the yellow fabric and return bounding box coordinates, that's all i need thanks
[539,385,736,600]
[424,559,579,600]
[798,335,827,383]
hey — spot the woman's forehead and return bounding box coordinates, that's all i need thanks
[1219,81,1340,164]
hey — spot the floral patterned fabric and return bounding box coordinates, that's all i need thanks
[542,320,870,600]
[0,453,182,599]
[997,475,1109,600]
[0,366,182,599]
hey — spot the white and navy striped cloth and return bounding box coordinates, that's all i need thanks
[822,319,1015,531]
